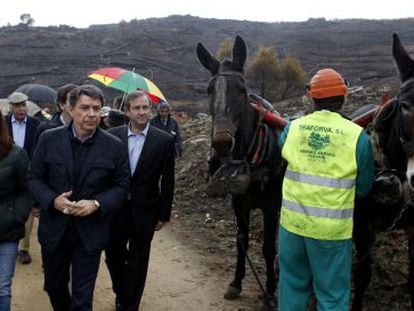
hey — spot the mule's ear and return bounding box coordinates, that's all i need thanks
[197,43,219,75]
[233,35,247,72]
[393,33,414,82]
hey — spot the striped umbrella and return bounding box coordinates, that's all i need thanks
[88,67,166,104]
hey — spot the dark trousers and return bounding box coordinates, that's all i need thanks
[41,224,101,311]
[105,206,153,311]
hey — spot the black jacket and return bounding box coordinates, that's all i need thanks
[150,114,183,157]
[0,146,33,242]
[32,114,65,149]
[108,124,175,241]
[27,125,130,252]
[6,114,40,159]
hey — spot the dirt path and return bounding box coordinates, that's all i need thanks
[12,219,261,310]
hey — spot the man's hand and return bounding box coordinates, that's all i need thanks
[70,200,99,217]
[53,191,77,214]
[154,221,166,231]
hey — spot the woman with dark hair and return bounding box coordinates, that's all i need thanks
[0,110,33,310]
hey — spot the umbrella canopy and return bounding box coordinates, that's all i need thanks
[15,84,57,107]
[0,99,9,115]
[26,100,42,117]
[0,99,42,117]
[88,67,166,104]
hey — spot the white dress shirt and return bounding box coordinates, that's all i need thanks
[11,115,27,148]
[128,123,149,175]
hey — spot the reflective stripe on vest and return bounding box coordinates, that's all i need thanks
[285,169,355,189]
[282,198,354,219]
[280,111,362,240]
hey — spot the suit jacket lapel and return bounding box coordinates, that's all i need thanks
[120,126,132,175]
[23,117,32,151]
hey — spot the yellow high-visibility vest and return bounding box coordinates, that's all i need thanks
[280,111,362,240]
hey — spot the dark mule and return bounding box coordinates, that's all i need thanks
[196,36,284,308]
[353,33,414,310]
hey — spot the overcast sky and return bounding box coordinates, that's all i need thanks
[1,0,413,28]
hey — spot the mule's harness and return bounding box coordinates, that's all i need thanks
[396,78,414,157]
[373,78,414,231]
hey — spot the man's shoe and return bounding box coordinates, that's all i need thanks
[19,250,32,264]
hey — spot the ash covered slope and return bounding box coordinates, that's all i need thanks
[1,16,413,100]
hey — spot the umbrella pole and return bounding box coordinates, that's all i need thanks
[119,92,128,112]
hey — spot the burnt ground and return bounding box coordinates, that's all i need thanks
[1,17,414,101]
[171,89,414,310]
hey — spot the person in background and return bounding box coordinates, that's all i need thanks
[277,68,374,311]
[0,110,33,310]
[33,83,78,152]
[26,85,129,311]
[50,83,77,125]
[99,106,112,129]
[112,96,123,110]
[5,92,40,265]
[150,101,183,157]
[105,91,175,311]
[107,109,127,128]
[100,107,127,129]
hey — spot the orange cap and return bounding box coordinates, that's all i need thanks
[307,68,348,99]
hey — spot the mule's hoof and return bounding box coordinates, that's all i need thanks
[223,285,241,300]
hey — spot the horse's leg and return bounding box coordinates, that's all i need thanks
[405,227,414,310]
[352,197,375,311]
[261,197,278,308]
[260,177,282,308]
[224,195,251,300]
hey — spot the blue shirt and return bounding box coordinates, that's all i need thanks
[11,115,27,148]
[278,119,374,198]
[128,123,149,175]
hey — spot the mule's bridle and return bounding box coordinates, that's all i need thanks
[208,71,246,114]
[208,71,277,168]
[207,70,248,151]
[208,71,246,83]
[395,78,414,157]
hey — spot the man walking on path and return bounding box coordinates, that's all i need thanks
[27,85,129,310]
[277,68,375,310]
[105,91,175,311]
[6,92,40,265]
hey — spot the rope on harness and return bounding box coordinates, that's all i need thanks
[247,105,272,167]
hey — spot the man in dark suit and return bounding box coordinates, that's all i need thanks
[150,101,183,158]
[6,91,40,264]
[105,91,175,311]
[27,85,129,311]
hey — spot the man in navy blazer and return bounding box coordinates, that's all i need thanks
[6,92,40,159]
[105,91,175,311]
[6,92,41,264]
[27,85,129,311]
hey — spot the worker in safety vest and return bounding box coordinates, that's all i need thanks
[277,68,374,310]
